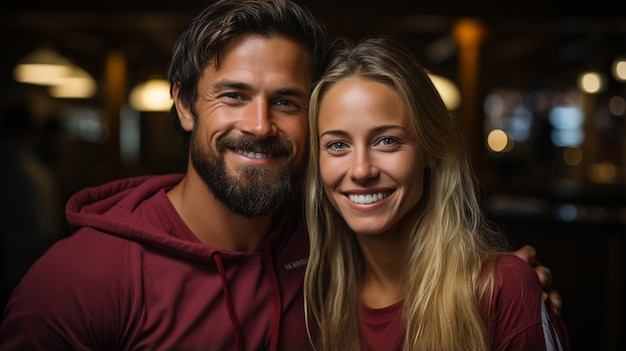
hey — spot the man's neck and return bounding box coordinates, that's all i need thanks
[166,173,273,253]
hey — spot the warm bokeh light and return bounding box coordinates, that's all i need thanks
[487,129,513,152]
[428,73,461,111]
[588,161,618,184]
[563,147,583,166]
[13,48,74,85]
[14,64,73,86]
[612,57,626,82]
[129,78,173,112]
[48,66,97,98]
[609,96,626,116]
[13,48,96,98]
[578,72,605,94]
[49,77,97,98]
[452,18,485,48]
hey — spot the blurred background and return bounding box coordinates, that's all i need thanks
[0,0,624,349]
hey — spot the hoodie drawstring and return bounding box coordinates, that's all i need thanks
[261,246,282,351]
[212,252,243,351]
[212,248,283,351]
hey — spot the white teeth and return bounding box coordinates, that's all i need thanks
[236,149,270,159]
[348,192,390,204]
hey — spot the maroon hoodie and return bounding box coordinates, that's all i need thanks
[0,174,312,351]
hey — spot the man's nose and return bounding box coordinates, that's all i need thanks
[239,99,277,139]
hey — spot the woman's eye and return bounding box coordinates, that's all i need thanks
[380,137,397,146]
[327,141,347,150]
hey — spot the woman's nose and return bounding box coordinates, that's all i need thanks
[349,150,379,182]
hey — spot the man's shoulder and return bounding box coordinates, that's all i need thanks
[23,228,135,285]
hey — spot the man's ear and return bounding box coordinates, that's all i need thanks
[172,83,195,132]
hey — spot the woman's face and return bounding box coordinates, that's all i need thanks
[317,77,427,236]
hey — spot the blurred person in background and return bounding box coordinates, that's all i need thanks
[0,103,63,314]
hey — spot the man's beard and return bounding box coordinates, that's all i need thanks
[190,133,295,218]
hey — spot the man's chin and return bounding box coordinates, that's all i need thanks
[240,166,287,183]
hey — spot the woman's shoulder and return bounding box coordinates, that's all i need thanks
[491,253,542,292]
[495,253,536,271]
[484,254,556,350]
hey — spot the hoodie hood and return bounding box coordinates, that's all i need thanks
[65,174,302,265]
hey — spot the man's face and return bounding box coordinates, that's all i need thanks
[181,34,311,217]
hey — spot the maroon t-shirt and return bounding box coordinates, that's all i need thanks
[358,255,569,350]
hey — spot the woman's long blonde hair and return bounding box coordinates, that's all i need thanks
[303,36,508,350]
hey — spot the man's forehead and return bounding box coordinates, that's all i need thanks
[200,35,312,93]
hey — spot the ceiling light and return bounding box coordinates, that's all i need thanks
[48,66,97,98]
[13,48,74,85]
[129,78,172,112]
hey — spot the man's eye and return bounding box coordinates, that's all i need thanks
[223,92,241,99]
[275,99,296,107]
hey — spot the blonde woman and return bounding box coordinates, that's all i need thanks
[303,36,569,350]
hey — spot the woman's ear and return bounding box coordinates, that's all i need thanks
[172,83,195,132]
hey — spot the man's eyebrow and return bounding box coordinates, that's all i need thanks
[210,80,251,91]
[276,87,309,100]
[209,80,308,99]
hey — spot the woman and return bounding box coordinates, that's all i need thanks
[303,36,569,350]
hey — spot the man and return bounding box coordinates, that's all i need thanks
[0,0,559,350]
